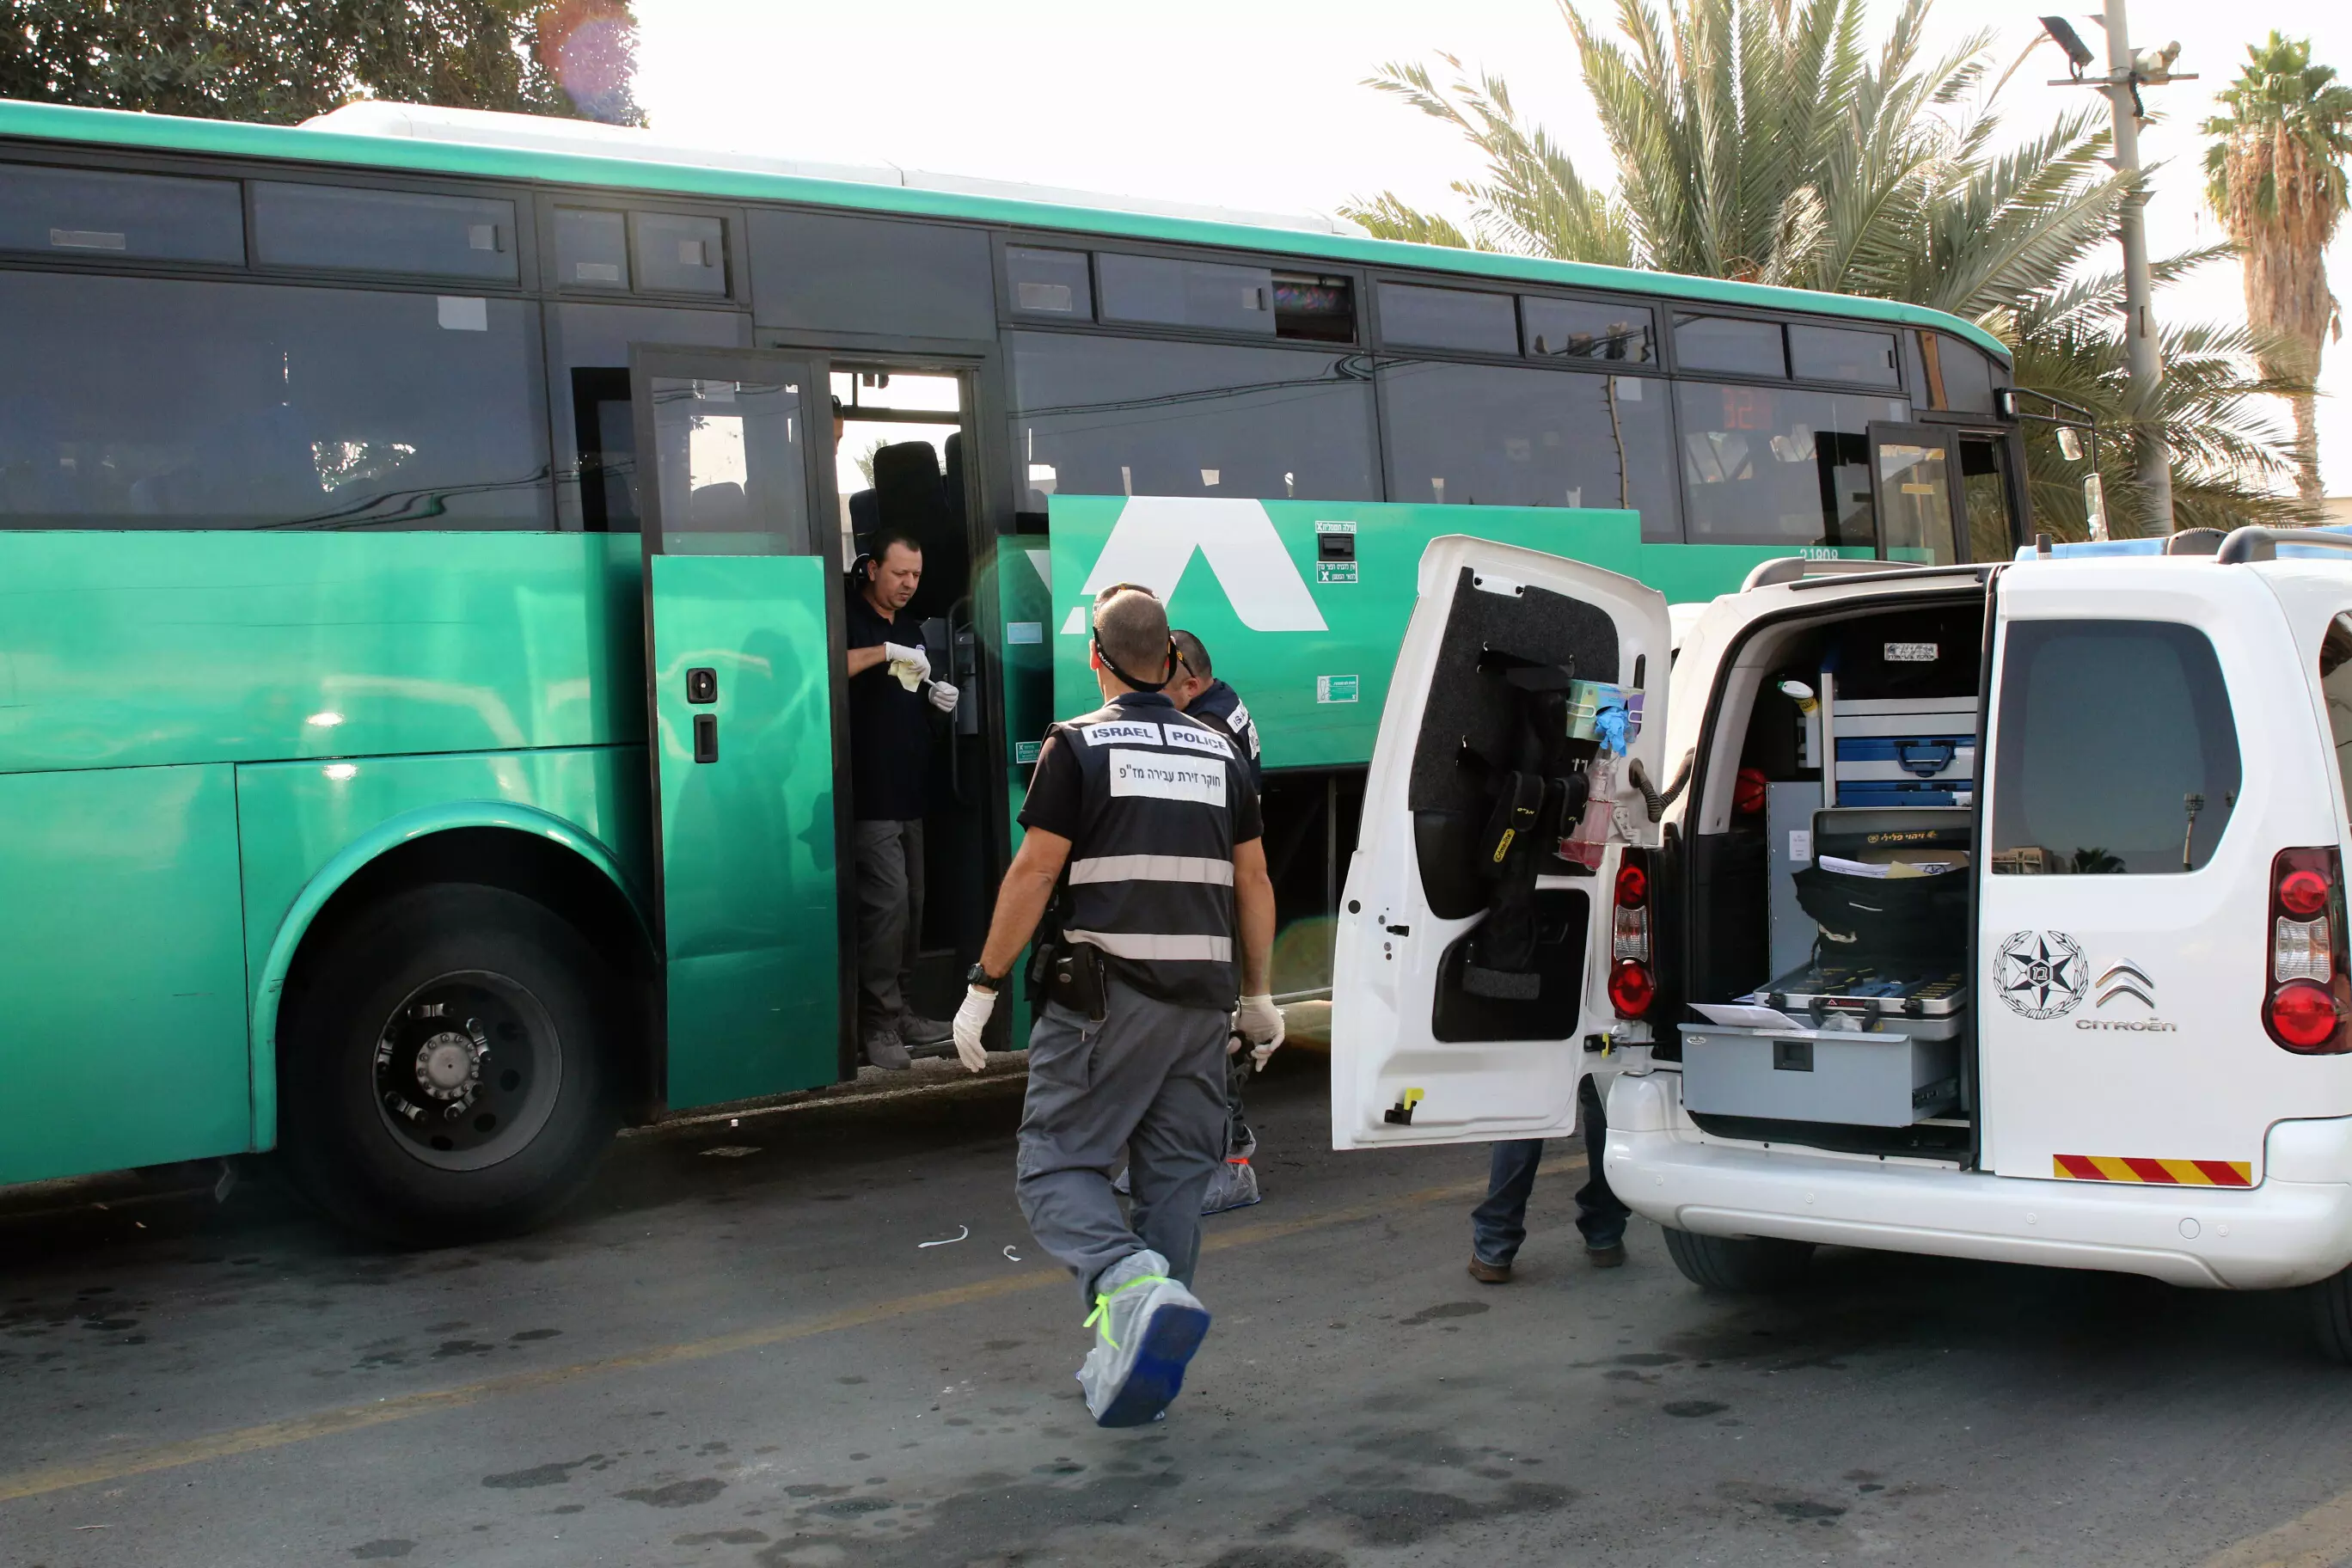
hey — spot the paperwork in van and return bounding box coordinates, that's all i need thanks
[1818,852,1967,879]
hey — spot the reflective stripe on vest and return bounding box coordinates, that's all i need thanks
[1069,854,1235,887]
[1050,699,1243,1011]
[1061,928,1235,963]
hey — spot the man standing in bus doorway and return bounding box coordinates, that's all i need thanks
[842,527,959,1071]
[1165,629,1265,1214]
[950,585,1283,1426]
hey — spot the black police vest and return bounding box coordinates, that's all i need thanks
[1050,698,1245,1013]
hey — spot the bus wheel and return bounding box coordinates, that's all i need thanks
[1662,1225,1813,1293]
[279,884,619,1244]
[2311,1267,2352,1365]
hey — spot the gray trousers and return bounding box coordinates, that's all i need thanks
[851,817,925,1037]
[1016,975,1231,1302]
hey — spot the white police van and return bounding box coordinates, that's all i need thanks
[1332,528,2352,1358]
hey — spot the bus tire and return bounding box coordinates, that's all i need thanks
[2311,1268,2352,1365]
[279,883,619,1244]
[1662,1225,1813,1293]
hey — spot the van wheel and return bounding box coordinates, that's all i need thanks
[1662,1225,1814,1293]
[2312,1268,2352,1364]
[279,885,619,1244]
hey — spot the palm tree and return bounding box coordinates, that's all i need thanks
[2202,34,2352,507]
[1351,0,2307,536]
[2006,248,2312,533]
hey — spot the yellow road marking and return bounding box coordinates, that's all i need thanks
[0,1164,1562,1504]
[2197,1485,2352,1568]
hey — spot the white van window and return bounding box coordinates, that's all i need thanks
[2319,614,2352,816]
[1988,620,2240,874]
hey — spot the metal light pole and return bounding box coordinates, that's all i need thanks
[2101,1,2171,531]
[2043,7,2192,534]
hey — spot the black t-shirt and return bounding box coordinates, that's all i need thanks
[845,591,934,822]
[1019,698,1264,845]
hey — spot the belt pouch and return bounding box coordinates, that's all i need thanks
[1052,944,1108,1022]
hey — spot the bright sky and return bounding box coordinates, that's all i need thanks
[634,0,2352,500]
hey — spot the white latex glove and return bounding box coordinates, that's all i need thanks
[952,984,996,1073]
[1235,993,1284,1071]
[882,640,932,683]
[926,679,960,714]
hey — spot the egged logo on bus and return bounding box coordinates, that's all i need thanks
[1067,497,1328,634]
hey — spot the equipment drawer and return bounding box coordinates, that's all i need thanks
[1682,1024,1961,1127]
[1834,736,1975,782]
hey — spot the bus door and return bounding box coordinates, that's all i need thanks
[630,346,852,1108]
[1953,430,2024,562]
[1866,423,1961,565]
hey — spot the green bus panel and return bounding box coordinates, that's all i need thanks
[0,765,249,1183]
[649,554,841,1110]
[1046,499,1844,769]
[234,746,648,1011]
[0,531,642,776]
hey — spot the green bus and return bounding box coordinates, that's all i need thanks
[0,96,2030,1238]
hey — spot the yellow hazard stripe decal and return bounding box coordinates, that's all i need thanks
[2053,1154,2252,1186]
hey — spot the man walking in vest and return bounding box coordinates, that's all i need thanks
[951,585,1283,1427]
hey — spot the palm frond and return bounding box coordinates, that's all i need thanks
[1367,2,2313,525]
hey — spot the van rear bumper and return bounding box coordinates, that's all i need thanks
[1604,1074,2352,1289]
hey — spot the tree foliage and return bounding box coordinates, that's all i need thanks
[0,0,645,126]
[2201,32,2352,505]
[1349,0,2310,536]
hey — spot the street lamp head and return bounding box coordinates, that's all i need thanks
[2039,15,2096,77]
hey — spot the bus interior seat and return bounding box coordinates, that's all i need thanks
[852,439,969,623]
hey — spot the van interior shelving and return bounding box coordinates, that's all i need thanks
[1669,589,1988,1164]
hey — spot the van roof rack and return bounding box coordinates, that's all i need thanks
[1787,563,1994,592]
[2214,526,2352,565]
[1743,557,1914,591]
[1743,557,1993,592]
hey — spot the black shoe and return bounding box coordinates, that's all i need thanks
[1587,1242,1626,1269]
[899,1012,952,1046]
[863,1032,913,1071]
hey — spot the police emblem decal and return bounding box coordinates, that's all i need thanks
[1996,929,2087,1019]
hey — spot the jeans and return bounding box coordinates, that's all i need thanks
[1470,1073,1629,1266]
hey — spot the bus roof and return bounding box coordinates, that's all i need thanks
[0,95,2011,363]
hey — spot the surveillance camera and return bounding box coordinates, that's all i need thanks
[2132,40,2183,81]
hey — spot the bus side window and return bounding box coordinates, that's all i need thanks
[572,367,637,530]
[1007,331,1379,511]
[1675,380,1904,553]
[0,271,548,530]
[542,302,751,531]
[1377,358,1682,542]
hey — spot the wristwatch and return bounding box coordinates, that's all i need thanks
[966,960,1009,993]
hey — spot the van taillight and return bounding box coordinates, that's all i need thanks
[2266,847,2351,1054]
[1611,846,1654,1019]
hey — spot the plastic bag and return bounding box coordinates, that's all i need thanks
[1560,754,1617,868]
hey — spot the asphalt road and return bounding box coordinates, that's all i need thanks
[8,1048,2352,1568]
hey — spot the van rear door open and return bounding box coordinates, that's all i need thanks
[1329,536,1672,1148]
